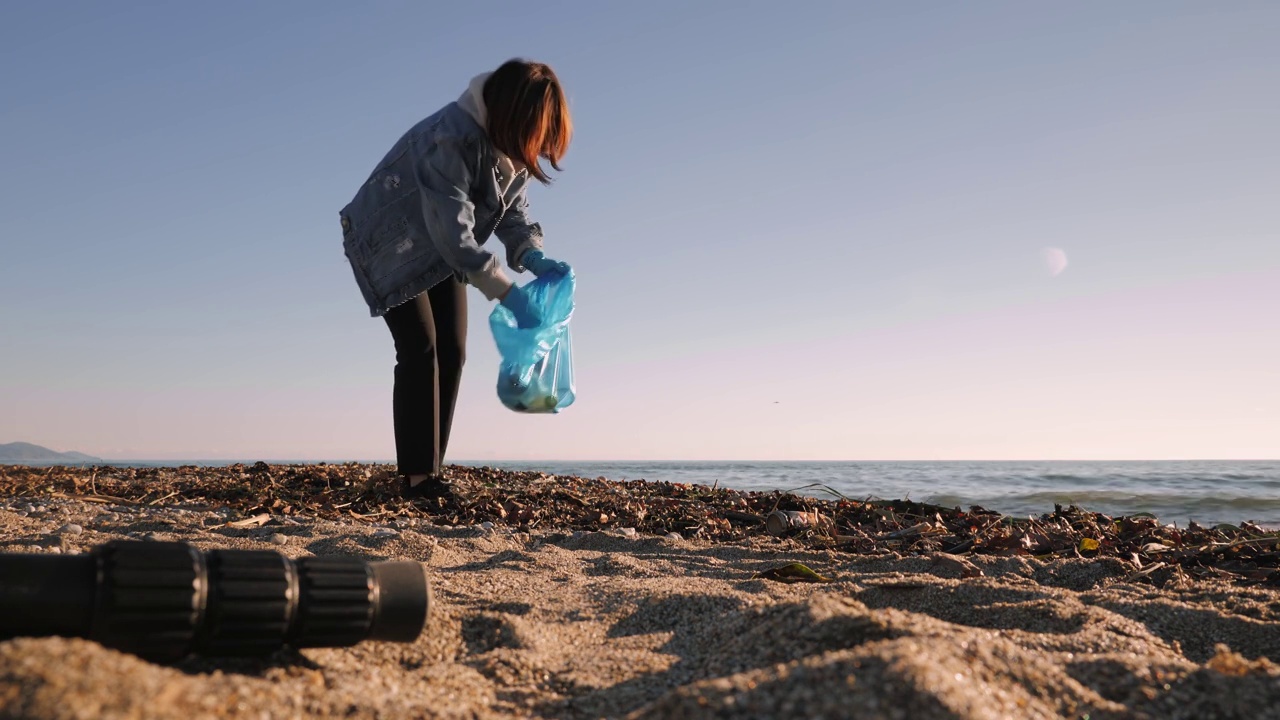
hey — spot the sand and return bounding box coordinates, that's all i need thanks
[3,493,1280,719]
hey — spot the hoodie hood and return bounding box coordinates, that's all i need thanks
[458,72,526,187]
[458,72,491,129]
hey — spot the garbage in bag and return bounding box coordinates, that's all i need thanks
[489,270,576,413]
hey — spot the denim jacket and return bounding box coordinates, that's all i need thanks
[340,74,544,316]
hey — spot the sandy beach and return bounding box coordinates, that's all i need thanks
[2,464,1280,719]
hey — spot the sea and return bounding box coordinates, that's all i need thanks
[78,459,1280,528]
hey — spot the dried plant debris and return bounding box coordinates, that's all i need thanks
[2,463,1279,586]
[751,563,834,584]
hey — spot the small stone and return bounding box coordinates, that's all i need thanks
[619,527,637,538]
[143,532,163,541]
[270,533,288,546]
[371,528,398,539]
[666,532,682,541]
[57,523,84,536]
[479,522,495,531]
[47,546,62,554]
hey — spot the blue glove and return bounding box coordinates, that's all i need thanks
[500,284,542,329]
[521,249,570,278]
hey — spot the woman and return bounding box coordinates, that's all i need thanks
[339,59,573,498]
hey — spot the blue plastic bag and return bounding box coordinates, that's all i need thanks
[489,270,576,413]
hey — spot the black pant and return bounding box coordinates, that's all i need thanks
[383,277,467,476]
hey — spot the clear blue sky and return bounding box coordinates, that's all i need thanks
[2,1,1277,460]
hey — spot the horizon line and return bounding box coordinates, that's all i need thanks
[11,457,1279,465]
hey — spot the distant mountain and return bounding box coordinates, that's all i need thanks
[0,442,102,464]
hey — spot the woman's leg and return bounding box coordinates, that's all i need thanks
[383,291,443,476]
[427,277,467,463]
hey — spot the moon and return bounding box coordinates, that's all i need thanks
[1041,247,1069,277]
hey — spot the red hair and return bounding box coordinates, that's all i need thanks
[483,59,573,184]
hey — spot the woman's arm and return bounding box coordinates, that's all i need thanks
[495,185,544,272]
[413,136,513,300]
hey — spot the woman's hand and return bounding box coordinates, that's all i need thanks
[499,285,542,328]
[521,249,570,278]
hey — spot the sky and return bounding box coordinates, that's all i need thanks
[1,1,1277,462]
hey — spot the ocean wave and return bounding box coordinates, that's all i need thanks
[926,491,1280,524]
[934,490,1280,507]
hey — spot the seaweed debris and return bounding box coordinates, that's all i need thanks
[3,463,1278,587]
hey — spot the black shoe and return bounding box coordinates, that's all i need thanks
[402,475,454,501]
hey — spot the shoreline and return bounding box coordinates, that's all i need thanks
[3,464,1280,718]
[7,459,1278,528]
[2,463,1279,587]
